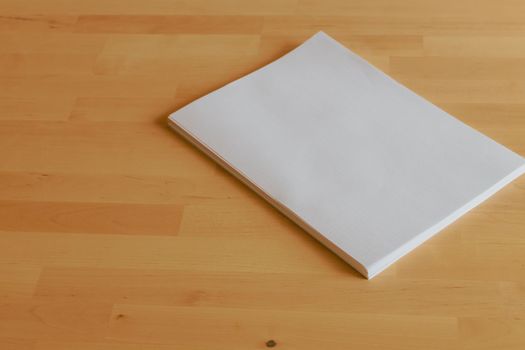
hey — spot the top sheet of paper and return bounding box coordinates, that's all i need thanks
[168,32,525,278]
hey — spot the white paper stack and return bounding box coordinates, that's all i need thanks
[168,32,525,279]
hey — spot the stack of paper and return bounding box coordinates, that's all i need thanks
[168,32,525,279]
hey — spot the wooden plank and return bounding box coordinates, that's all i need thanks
[34,268,521,317]
[107,303,458,348]
[0,231,352,274]
[0,200,183,236]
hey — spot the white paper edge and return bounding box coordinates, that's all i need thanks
[367,162,525,278]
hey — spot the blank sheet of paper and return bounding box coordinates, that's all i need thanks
[168,32,525,279]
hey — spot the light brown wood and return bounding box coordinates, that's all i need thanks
[1,1,524,349]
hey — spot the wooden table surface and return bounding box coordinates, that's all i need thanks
[1,1,525,349]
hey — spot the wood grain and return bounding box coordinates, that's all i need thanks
[0,1,524,349]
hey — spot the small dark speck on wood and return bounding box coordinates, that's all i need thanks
[266,339,277,347]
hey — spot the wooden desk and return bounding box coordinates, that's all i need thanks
[1,1,524,349]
